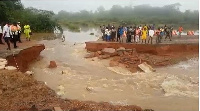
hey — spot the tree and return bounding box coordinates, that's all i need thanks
[0,0,61,32]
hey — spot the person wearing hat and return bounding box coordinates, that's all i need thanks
[17,22,22,43]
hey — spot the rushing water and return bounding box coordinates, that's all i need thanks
[30,28,199,111]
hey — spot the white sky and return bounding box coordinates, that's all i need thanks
[21,0,199,13]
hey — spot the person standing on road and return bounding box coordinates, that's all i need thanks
[3,22,12,50]
[160,27,164,41]
[24,24,31,41]
[17,22,22,43]
[164,24,167,35]
[0,23,4,44]
[156,28,161,44]
[165,27,172,41]
[135,27,140,43]
[117,26,121,42]
[11,22,18,48]
[111,26,116,41]
[141,28,147,44]
[122,26,127,43]
[148,27,154,44]
[119,26,124,43]
[178,26,183,37]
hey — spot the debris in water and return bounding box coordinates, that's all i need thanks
[90,33,94,35]
[48,61,57,68]
[57,85,65,96]
[25,71,34,76]
[86,86,94,92]
[5,66,17,70]
[138,62,156,73]
[62,70,69,75]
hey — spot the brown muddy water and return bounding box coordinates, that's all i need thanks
[30,28,199,111]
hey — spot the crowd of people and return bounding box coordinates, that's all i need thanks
[0,21,32,50]
[100,24,183,44]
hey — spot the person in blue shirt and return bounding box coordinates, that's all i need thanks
[119,26,124,43]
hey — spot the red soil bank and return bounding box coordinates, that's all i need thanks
[6,44,45,72]
[85,42,199,55]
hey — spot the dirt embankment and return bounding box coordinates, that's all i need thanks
[85,42,198,55]
[6,44,45,73]
[85,42,199,72]
[0,70,143,111]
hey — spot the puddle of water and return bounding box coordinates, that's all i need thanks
[30,28,199,111]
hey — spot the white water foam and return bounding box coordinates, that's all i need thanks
[161,75,199,98]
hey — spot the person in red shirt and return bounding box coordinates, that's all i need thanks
[178,26,183,37]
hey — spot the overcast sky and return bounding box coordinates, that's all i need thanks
[21,0,199,13]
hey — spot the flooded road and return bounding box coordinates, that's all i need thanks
[30,29,199,111]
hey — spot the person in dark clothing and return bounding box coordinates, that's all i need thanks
[165,27,172,41]
[100,25,106,41]
[126,27,130,43]
[0,23,4,44]
[17,22,22,43]
[108,24,111,30]
[111,26,116,41]
[127,26,133,43]
[117,26,121,42]
[164,25,167,35]
[131,26,135,43]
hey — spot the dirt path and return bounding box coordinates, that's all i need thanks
[0,37,37,51]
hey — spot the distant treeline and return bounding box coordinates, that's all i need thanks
[54,3,199,30]
[0,0,62,33]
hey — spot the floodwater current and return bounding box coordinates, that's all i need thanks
[30,28,199,111]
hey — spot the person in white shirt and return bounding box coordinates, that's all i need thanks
[0,23,3,44]
[105,28,111,41]
[105,27,110,41]
[148,27,155,44]
[3,22,12,50]
[139,25,142,30]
